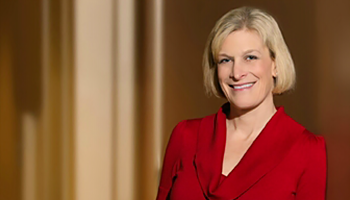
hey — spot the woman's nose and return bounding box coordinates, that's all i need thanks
[230,62,247,81]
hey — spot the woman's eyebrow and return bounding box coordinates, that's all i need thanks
[243,49,261,54]
[218,53,234,58]
[218,50,261,58]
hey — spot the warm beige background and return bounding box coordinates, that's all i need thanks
[0,0,349,200]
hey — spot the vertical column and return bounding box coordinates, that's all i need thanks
[61,0,75,199]
[137,0,164,199]
[74,0,113,200]
[115,0,136,199]
[41,0,63,199]
[22,114,37,200]
[153,0,164,179]
[0,3,20,197]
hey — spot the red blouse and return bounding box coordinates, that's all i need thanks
[156,104,327,200]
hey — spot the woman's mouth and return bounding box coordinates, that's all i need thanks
[229,82,256,90]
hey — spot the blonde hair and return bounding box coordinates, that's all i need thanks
[203,6,295,97]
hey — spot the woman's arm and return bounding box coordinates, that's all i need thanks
[156,120,187,200]
[296,135,327,200]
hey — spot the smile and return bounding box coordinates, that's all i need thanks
[229,82,256,90]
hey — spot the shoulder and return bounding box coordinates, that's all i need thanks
[285,119,327,165]
[281,112,326,158]
[171,113,216,137]
[168,114,216,152]
[169,117,204,144]
[299,129,326,155]
[281,111,325,147]
[171,118,202,136]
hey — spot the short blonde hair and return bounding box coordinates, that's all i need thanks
[203,6,295,97]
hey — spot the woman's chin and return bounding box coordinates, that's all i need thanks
[229,101,258,112]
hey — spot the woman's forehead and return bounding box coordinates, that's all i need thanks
[214,29,268,57]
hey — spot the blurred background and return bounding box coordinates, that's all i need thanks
[0,0,349,200]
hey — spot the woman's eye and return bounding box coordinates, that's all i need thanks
[218,58,230,64]
[246,55,258,60]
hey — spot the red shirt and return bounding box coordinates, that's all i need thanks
[156,104,327,200]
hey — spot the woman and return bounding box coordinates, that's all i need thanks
[156,7,326,200]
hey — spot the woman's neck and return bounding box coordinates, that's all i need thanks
[226,99,277,140]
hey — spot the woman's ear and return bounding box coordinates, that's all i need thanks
[271,61,277,77]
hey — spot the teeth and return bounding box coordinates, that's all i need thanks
[233,83,254,89]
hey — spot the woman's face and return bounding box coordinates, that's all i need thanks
[217,29,276,110]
